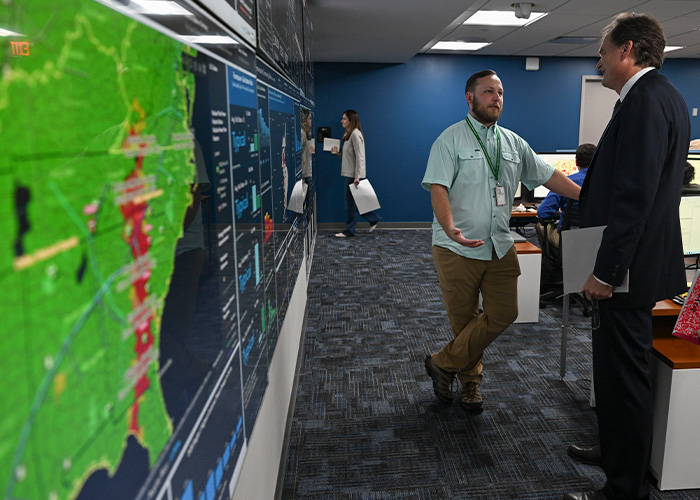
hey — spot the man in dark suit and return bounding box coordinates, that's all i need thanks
[563,13,691,500]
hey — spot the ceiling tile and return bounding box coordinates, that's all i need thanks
[310,0,700,63]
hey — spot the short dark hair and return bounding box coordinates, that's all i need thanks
[575,143,596,169]
[465,69,497,94]
[602,13,665,69]
[684,162,695,185]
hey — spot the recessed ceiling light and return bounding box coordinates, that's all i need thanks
[463,10,548,27]
[430,41,492,51]
[664,46,684,53]
[180,35,239,45]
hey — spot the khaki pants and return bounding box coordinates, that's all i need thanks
[535,221,560,250]
[432,245,520,384]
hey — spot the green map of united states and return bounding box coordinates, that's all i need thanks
[0,1,196,498]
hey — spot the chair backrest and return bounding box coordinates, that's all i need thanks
[541,197,579,284]
[536,217,560,261]
[561,198,580,231]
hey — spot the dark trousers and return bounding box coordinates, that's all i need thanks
[343,177,380,235]
[594,302,653,500]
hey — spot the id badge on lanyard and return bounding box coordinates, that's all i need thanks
[495,184,506,207]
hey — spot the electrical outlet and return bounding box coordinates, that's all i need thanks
[693,108,698,117]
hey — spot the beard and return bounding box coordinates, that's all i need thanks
[471,94,502,125]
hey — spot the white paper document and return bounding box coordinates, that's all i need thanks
[323,137,340,152]
[287,179,307,214]
[561,225,629,294]
[350,179,381,215]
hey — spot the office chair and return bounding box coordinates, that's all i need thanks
[537,216,563,302]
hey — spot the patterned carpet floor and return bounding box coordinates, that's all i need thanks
[281,229,699,500]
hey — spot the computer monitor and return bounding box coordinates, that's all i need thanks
[679,194,700,256]
[534,152,578,200]
[533,184,550,199]
[688,151,700,171]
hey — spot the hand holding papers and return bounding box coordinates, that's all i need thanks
[350,179,380,215]
[561,225,629,295]
[323,138,340,152]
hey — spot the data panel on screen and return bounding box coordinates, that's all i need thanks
[533,153,577,199]
[257,0,306,92]
[193,0,257,45]
[680,195,700,256]
[0,1,312,500]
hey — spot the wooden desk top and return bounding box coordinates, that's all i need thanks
[650,299,700,368]
[514,241,541,255]
[652,299,682,317]
[511,210,539,218]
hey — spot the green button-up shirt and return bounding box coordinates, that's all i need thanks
[422,114,554,260]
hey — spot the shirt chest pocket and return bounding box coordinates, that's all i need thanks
[456,151,486,184]
[499,150,521,185]
[501,150,520,164]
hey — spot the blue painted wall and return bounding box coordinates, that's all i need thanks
[313,54,700,224]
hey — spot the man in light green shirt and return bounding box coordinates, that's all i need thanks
[422,69,581,413]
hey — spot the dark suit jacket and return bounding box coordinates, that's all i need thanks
[579,69,691,308]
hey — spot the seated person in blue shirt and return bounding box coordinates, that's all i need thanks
[536,143,596,249]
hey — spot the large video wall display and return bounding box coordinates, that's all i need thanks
[302,2,315,101]
[0,1,313,499]
[257,67,304,355]
[256,0,306,93]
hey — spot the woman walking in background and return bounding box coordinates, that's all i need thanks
[331,109,381,237]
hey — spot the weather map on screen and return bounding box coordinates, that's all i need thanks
[533,153,577,198]
[1,1,313,499]
[1,2,195,499]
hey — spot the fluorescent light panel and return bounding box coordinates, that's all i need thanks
[664,46,683,53]
[463,10,548,27]
[431,41,491,51]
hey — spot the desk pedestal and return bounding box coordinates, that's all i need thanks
[514,241,541,323]
[648,305,700,491]
[649,355,700,490]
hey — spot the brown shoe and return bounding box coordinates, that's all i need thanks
[460,381,483,413]
[424,355,455,404]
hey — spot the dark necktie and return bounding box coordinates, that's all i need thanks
[613,99,621,113]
